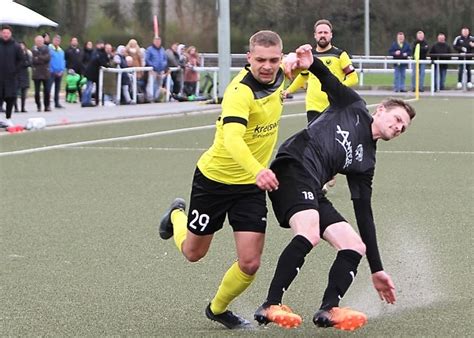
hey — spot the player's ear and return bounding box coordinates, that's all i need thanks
[246,51,251,63]
[374,104,385,116]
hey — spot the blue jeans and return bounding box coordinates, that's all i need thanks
[81,80,95,105]
[393,64,407,91]
[434,66,447,91]
[411,63,426,90]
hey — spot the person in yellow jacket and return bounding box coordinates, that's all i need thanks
[158,30,303,329]
[285,19,358,124]
[285,19,358,193]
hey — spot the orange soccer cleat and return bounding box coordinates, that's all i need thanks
[313,307,367,331]
[254,304,302,329]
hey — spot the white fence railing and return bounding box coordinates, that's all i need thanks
[98,58,473,104]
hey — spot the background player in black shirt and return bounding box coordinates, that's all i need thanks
[254,44,416,331]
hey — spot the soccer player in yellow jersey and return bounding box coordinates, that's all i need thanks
[285,19,358,124]
[286,19,358,193]
[158,30,293,329]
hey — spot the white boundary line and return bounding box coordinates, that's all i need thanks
[68,146,473,155]
[0,100,420,158]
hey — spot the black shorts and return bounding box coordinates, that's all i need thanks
[269,158,346,235]
[187,167,267,235]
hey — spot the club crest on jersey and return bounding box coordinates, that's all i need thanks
[325,59,332,66]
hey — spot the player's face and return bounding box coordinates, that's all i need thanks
[247,44,282,84]
[314,24,332,49]
[375,106,411,140]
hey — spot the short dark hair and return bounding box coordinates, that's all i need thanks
[381,98,416,120]
[1,25,12,32]
[314,19,332,32]
[249,30,282,52]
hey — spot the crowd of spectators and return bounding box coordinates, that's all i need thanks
[389,26,474,92]
[0,25,205,126]
[1,24,473,126]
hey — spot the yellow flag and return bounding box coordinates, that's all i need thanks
[414,44,420,99]
[414,44,420,61]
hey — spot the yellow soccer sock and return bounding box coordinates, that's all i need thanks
[171,209,187,252]
[210,261,255,315]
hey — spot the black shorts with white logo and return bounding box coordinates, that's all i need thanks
[187,167,267,235]
[268,158,346,235]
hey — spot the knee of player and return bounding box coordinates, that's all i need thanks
[238,258,261,276]
[352,240,366,256]
[183,249,206,262]
[306,232,321,247]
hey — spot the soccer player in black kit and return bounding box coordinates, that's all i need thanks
[254,44,416,331]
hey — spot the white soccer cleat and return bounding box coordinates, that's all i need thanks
[456,82,463,89]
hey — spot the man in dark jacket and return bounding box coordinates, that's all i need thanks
[0,25,22,127]
[166,42,185,95]
[429,32,452,91]
[411,30,429,92]
[65,37,84,101]
[32,35,51,112]
[81,40,109,107]
[453,27,474,89]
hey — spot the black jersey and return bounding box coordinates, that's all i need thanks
[274,57,384,273]
[276,58,375,201]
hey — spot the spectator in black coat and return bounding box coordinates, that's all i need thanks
[65,37,84,100]
[82,40,93,70]
[453,26,474,89]
[31,35,51,112]
[429,33,452,91]
[81,40,109,107]
[410,30,429,92]
[0,25,22,127]
[15,41,32,113]
[65,37,83,74]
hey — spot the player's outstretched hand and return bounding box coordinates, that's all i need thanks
[372,270,396,304]
[256,168,279,192]
[283,44,313,80]
[295,44,314,69]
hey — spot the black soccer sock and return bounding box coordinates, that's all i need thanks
[320,249,362,311]
[264,235,313,306]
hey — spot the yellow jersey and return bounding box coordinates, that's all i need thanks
[286,46,358,112]
[197,66,285,184]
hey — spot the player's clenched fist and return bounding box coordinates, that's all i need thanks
[256,168,279,191]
